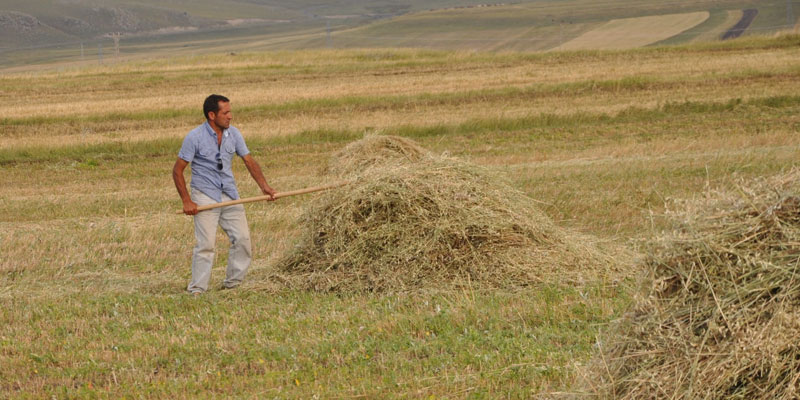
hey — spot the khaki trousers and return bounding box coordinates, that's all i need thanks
[188,189,252,293]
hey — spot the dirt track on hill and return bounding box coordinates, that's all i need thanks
[722,8,758,39]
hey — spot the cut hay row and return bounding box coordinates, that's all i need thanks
[272,135,620,291]
[586,168,800,399]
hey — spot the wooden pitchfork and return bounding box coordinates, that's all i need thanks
[176,181,349,214]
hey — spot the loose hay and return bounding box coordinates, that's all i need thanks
[326,134,431,177]
[587,169,800,399]
[275,136,618,292]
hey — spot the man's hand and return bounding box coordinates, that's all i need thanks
[262,185,277,201]
[242,154,277,201]
[173,158,198,215]
[183,199,199,215]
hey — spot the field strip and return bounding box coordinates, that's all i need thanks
[502,144,800,170]
[692,10,744,43]
[4,89,799,153]
[7,46,800,121]
[556,11,710,50]
[4,145,797,227]
[1,206,303,234]
[722,9,758,40]
[8,62,800,132]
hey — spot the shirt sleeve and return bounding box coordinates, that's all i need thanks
[177,133,196,162]
[233,129,250,157]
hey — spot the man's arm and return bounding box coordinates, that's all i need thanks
[242,154,277,200]
[172,158,198,215]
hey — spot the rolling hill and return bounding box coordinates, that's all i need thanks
[1,0,797,69]
[310,0,797,51]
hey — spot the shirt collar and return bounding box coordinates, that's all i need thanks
[204,121,229,138]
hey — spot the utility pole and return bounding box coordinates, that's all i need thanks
[552,18,563,44]
[80,42,84,60]
[112,33,121,59]
[98,43,103,64]
[326,20,332,48]
[106,32,121,60]
[788,0,796,28]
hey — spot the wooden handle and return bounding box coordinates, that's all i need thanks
[176,181,349,214]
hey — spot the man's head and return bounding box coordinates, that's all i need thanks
[203,94,232,131]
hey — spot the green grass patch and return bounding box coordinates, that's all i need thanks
[0,285,628,397]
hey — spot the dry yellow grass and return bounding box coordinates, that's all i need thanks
[7,44,799,119]
[557,12,710,50]
[3,44,799,151]
[1,36,799,398]
[5,78,797,150]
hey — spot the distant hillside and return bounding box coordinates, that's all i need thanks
[306,0,797,51]
[1,0,797,69]
[0,0,505,50]
[0,3,204,49]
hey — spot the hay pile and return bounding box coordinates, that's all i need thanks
[588,169,800,399]
[325,134,431,177]
[275,135,617,292]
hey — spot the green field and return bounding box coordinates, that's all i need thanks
[2,34,800,397]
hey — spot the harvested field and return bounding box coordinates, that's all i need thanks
[556,11,709,50]
[1,35,799,398]
[586,168,800,399]
[722,8,759,39]
[275,136,620,292]
[691,10,744,43]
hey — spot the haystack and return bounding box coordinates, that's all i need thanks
[326,134,431,177]
[275,135,617,292]
[587,169,800,399]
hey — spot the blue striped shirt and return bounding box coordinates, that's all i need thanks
[178,121,250,202]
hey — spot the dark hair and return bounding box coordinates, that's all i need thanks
[203,94,230,120]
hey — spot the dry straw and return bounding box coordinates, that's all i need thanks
[324,134,431,177]
[587,168,800,399]
[274,135,618,292]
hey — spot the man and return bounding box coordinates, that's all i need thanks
[173,94,277,295]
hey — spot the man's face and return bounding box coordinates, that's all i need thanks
[210,101,232,130]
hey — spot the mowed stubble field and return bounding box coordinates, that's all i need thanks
[1,35,800,397]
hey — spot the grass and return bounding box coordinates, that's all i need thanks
[1,287,624,397]
[1,35,800,397]
[4,34,800,151]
